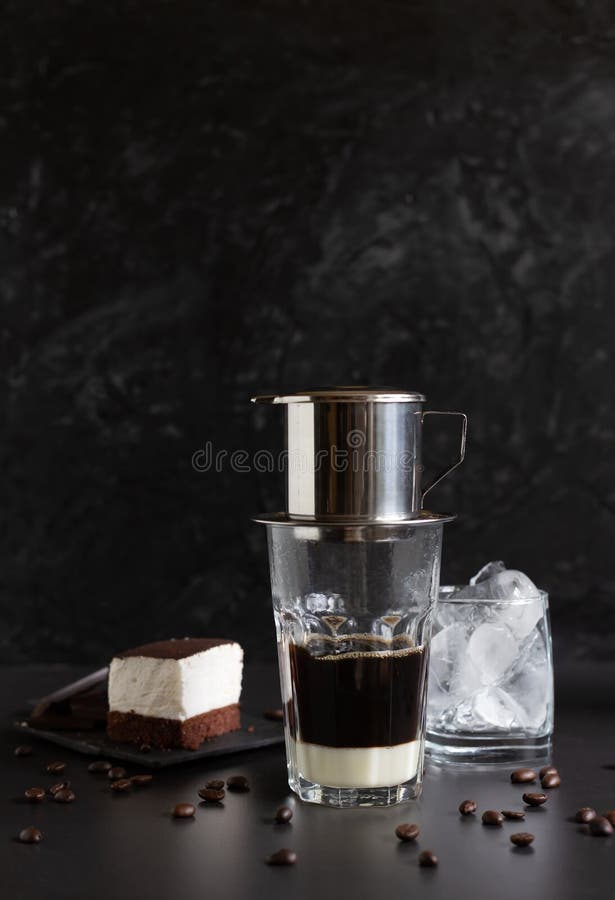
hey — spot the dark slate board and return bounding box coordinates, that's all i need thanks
[13,668,284,767]
[13,711,284,768]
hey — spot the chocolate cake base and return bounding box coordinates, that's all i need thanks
[107,704,241,750]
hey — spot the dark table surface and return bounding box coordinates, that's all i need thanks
[2,662,615,900]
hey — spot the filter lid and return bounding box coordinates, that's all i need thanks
[252,387,426,405]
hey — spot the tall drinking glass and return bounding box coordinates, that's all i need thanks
[263,517,445,808]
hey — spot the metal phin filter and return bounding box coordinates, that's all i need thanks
[252,387,467,523]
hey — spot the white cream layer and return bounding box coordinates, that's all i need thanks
[293,739,420,788]
[108,643,243,721]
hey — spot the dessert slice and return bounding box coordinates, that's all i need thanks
[107,638,243,750]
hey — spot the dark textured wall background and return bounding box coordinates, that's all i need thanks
[2,1,615,664]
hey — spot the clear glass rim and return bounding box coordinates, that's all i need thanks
[438,585,548,604]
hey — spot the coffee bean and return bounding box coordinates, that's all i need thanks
[110,779,132,793]
[205,779,225,790]
[18,826,43,844]
[482,810,504,826]
[48,781,71,796]
[418,850,438,867]
[172,803,195,818]
[53,788,76,803]
[511,768,536,784]
[502,810,525,820]
[510,832,535,847]
[198,787,225,803]
[14,745,33,758]
[539,765,558,779]
[589,817,613,837]
[458,799,477,816]
[523,793,547,807]
[226,775,250,792]
[263,709,284,722]
[138,743,152,753]
[46,761,66,775]
[395,823,420,841]
[108,767,127,781]
[275,806,293,824]
[604,810,615,827]
[131,774,153,787]
[266,848,297,866]
[88,760,112,774]
[576,807,597,824]
[24,787,45,802]
[541,772,561,789]
[247,725,256,734]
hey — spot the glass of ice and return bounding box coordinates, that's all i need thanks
[426,564,554,762]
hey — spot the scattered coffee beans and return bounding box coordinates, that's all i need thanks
[46,761,66,775]
[604,810,615,827]
[510,768,536,784]
[263,709,284,722]
[48,781,70,797]
[14,745,33,758]
[24,787,45,803]
[418,850,438,867]
[53,788,76,803]
[18,826,43,844]
[275,806,293,824]
[110,779,132,793]
[501,810,525,820]
[266,848,297,866]
[205,779,225,790]
[173,803,195,818]
[108,767,127,781]
[539,765,558,779]
[88,760,112,774]
[198,787,225,803]
[131,775,153,787]
[227,775,250,792]
[575,807,597,824]
[510,832,535,847]
[482,810,504,826]
[541,772,561,789]
[522,793,547,807]
[589,817,613,837]
[395,823,420,842]
[458,800,477,816]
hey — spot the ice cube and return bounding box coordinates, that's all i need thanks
[471,687,528,730]
[427,623,477,723]
[505,629,552,732]
[455,563,540,604]
[483,568,542,639]
[470,560,506,585]
[448,581,493,600]
[489,569,540,601]
[449,568,542,640]
[429,624,468,693]
[466,622,518,685]
[497,597,543,640]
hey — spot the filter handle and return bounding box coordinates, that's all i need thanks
[421,411,468,506]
